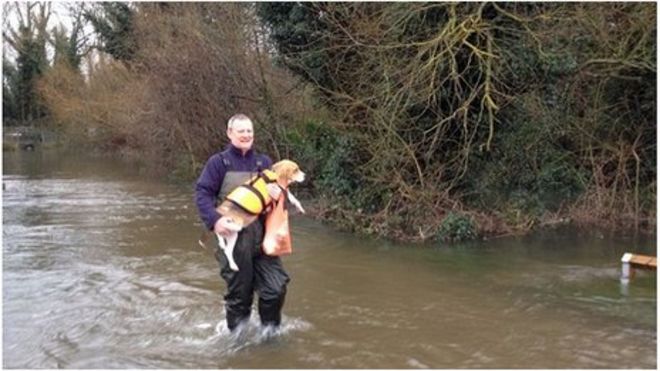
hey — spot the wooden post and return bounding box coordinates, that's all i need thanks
[621,253,633,284]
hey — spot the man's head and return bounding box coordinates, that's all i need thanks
[227,114,254,153]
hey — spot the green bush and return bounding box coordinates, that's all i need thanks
[463,97,585,216]
[436,212,477,243]
[283,119,360,198]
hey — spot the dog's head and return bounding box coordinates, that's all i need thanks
[272,160,305,186]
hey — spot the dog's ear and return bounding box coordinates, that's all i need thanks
[271,161,290,183]
[272,161,282,174]
[273,160,299,178]
[272,161,286,173]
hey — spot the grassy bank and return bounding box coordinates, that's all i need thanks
[301,195,655,244]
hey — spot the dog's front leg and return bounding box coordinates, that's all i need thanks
[216,232,240,271]
[266,183,282,199]
[287,191,305,214]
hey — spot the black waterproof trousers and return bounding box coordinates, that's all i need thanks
[215,218,290,331]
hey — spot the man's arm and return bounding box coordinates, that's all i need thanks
[258,153,273,171]
[194,154,226,230]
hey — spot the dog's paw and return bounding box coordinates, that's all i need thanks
[266,183,282,199]
[293,202,305,214]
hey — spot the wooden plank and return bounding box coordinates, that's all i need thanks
[627,254,656,270]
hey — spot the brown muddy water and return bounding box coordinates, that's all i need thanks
[2,149,657,368]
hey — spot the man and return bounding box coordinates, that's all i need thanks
[195,113,290,332]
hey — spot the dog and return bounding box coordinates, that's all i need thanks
[198,159,305,271]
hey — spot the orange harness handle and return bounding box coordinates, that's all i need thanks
[262,193,292,256]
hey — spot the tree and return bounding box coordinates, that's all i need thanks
[84,2,136,63]
[51,3,90,71]
[2,1,52,122]
[2,57,18,122]
[259,2,656,237]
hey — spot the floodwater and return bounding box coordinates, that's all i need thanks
[3,149,657,368]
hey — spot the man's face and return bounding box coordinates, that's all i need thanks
[227,119,254,153]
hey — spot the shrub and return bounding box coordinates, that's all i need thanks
[436,212,477,243]
[284,119,361,198]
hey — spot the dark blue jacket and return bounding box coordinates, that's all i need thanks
[195,144,272,230]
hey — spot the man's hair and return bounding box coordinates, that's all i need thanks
[227,113,252,130]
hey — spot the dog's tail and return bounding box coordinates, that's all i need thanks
[198,230,213,250]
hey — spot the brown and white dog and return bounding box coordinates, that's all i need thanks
[199,160,305,270]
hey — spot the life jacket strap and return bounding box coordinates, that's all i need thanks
[227,197,259,216]
[249,170,277,187]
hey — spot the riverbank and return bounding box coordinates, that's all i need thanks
[298,194,656,244]
[3,125,58,152]
[12,143,654,245]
